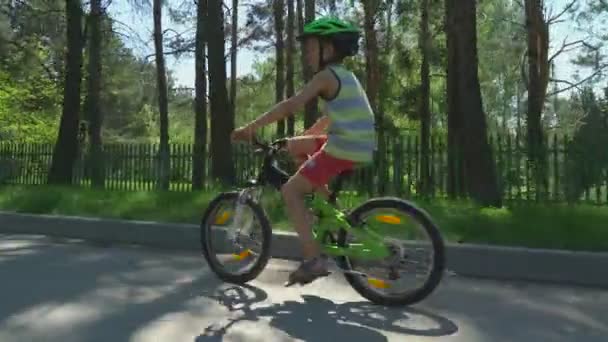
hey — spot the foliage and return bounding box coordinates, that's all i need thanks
[563,86,608,201]
[0,70,60,143]
[2,185,608,251]
[1,0,608,205]
[2,0,604,144]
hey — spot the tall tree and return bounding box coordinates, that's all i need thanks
[48,0,84,184]
[85,0,104,188]
[286,0,295,136]
[193,0,208,190]
[362,0,384,193]
[207,0,235,184]
[419,0,431,195]
[230,0,238,117]
[445,0,501,206]
[153,0,170,190]
[564,87,608,202]
[524,0,548,199]
[362,0,380,113]
[302,0,317,129]
[521,0,601,198]
[274,0,285,137]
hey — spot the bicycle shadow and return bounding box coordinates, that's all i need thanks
[195,284,458,341]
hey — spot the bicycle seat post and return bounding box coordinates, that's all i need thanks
[328,170,353,206]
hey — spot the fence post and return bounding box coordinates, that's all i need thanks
[506,134,512,202]
[393,135,403,197]
[552,134,558,203]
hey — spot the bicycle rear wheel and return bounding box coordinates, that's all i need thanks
[200,191,272,284]
[337,197,445,306]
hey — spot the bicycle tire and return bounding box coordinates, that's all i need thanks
[200,191,273,284]
[336,197,446,307]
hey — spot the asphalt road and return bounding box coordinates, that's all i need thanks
[1,234,607,342]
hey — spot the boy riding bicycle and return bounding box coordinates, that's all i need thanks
[231,17,376,285]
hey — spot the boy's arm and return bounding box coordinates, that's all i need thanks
[244,71,332,131]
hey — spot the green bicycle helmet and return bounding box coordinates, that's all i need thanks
[297,17,361,70]
[297,17,361,39]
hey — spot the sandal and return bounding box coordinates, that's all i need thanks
[284,256,331,287]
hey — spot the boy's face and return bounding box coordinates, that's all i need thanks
[303,37,333,72]
[304,37,320,72]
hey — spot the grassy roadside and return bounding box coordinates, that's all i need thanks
[1,185,608,252]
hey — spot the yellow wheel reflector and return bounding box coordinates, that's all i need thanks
[376,214,402,225]
[215,210,232,224]
[367,277,391,289]
[232,249,252,260]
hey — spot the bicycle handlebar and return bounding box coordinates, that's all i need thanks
[251,136,288,152]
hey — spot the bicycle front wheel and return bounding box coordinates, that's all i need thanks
[337,197,446,307]
[200,191,272,284]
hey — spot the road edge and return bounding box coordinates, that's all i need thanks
[1,211,607,288]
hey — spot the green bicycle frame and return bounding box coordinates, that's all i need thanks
[307,195,392,260]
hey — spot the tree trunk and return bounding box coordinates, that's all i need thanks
[193,0,208,190]
[302,0,317,129]
[85,0,103,188]
[419,0,431,196]
[297,0,303,35]
[378,0,392,116]
[48,0,84,185]
[362,0,384,194]
[445,0,501,207]
[362,0,380,113]
[286,0,295,136]
[525,0,549,200]
[230,0,238,118]
[153,0,170,191]
[445,0,464,198]
[207,0,235,185]
[274,0,285,137]
[516,82,522,138]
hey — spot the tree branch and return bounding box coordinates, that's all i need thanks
[162,28,194,40]
[102,0,114,11]
[549,38,586,64]
[548,65,608,96]
[162,28,181,37]
[223,3,231,16]
[144,47,198,61]
[548,0,577,25]
[110,18,150,46]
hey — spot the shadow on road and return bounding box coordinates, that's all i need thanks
[0,234,219,342]
[195,284,459,342]
[3,235,608,342]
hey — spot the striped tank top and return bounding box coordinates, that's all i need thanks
[322,64,376,163]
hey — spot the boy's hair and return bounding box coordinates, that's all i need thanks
[328,32,360,60]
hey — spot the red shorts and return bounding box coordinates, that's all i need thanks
[298,137,355,188]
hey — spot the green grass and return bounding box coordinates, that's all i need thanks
[1,185,608,252]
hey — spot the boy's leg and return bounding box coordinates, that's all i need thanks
[286,135,323,168]
[286,135,331,199]
[281,150,354,284]
[281,173,320,260]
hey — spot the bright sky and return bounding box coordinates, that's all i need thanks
[107,0,601,92]
[107,0,264,87]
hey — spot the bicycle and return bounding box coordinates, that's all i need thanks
[200,138,446,306]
